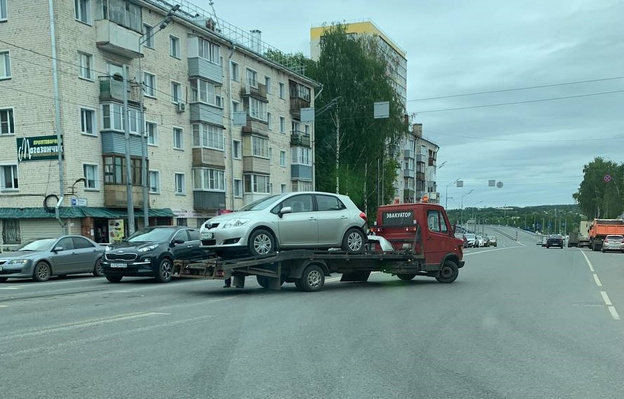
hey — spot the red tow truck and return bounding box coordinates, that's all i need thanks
[178,201,465,292]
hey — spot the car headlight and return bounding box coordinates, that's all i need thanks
[222,218,250,228]
[105,245,113,252]
[138,244,159,253]
[7,259,30,266]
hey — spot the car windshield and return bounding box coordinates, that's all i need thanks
[17,238,56,251]
[607,235,623,240]
[126,228,174,243]
[237,194,286,211]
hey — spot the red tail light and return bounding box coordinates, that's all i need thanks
[359,212,368,222]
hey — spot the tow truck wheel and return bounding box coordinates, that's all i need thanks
[248,229,275,257]
[397,274,416,281]
[436,260,459,284]
[106,275,123,283]
[154,258,173,283]
[342,228,365,253]
[299,265,325,292]
[256,275,285,288]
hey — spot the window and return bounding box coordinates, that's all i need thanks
[104,155,142,185]
[190,79,221,105]
[264,76,272,94]
[231,101,239,112]
[146,122,157,145]
[171,81,182,103]
[292,121,300,133]
[2,220,20,245]
[198,38,220,64]
[192,123,224,150]
[83,164,98,189]
[280,183,286,193]
[170,35,180,58]
[282,194,314,213]
[80,108,96,135]
[176,218,188,227]
[249,98,266,121]
[317,195,345,212]
[143,72,156,97]
[96,0,141,32]
[143,24,154,48]
[193,168,225,191]
[427,210,448,233]
[279,150,286,167]
[232,140,241,159]
[279,116,285,133]
[0,0,6,20]
[149,170,160,193]
[279,82,285,99]
[245,68,257,87]
[0,51,11,79]
[292,147,312,165]
[251,136,269,158]
[305,124,310,135]
[173,127,183,149]
[174,173,185,194]
[243,174,270,194]
[1,164,18,189]
[128,108,139,134]
[101,103,123,131]
[1,108,15,135]
[292,181,312,192]
[234,179,242,197]
[267,112,272,130]
[231,61,239,81]
[75,0,91,24]
[78,52,92,80]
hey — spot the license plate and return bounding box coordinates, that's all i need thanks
[110,262,127,268]
[202,232,213,239]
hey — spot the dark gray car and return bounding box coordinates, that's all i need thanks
[0,236,105,282]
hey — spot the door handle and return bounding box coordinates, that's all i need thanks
[308,217,317,221]
[340,216,348,219]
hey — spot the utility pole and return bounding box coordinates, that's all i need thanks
[335,112,340,193]
[122,65,135,236]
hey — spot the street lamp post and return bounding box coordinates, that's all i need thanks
[460,189,475,225]
[445,178,462,209]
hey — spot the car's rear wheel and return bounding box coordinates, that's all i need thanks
[299,264,325,292]
[0,277,7,283]
[93,258,104,277]
[342,228,365,253]
[154,258,173,283]
[105,275,123,283]
[248,229,275,257]
[33,261,51,282]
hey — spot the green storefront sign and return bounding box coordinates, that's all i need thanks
[17,135,63,162]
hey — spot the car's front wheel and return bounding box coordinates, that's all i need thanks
[248,229,276,257]
[154,258,173,283]
[342,228,366,253]
[93,258,104,277]
[33,261,51,282]
[106,275,123,283]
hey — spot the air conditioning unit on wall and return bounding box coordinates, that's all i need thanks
[176,102,186,113]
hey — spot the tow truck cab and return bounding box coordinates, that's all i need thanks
[370,202,464,268]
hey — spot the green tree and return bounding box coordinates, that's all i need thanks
[573,157,624,219]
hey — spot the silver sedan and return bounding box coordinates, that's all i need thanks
[0,236,105,282]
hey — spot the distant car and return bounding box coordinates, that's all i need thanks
[488,236,497,247]
[463,233,476,248]
[546,234,564,248]
[601,235,624,253]
[200,192,368,258]
[102,226,209,283]
[476,236,488,247]
[455,232,468,248]
[541,236,548,247]
[0,236,105,282]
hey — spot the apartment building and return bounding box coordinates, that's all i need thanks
[0,0,316,246]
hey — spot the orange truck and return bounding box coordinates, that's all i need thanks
[589,219,624,251]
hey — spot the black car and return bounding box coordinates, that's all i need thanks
[101,226,210,283]
[546,234,564,249]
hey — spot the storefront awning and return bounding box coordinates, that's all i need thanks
[0,207,175,219]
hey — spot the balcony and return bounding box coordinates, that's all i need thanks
[404,149,414,159]
[291,165,312,180]
[192,148,225,168]
[95,20,141,58]
[189,103,224,126]
[188,58,223,85]
[242,156,270,174]
[241,83,267,101]
[99,76,140,103]
[241,115,269,136]
[290,131,311,147]
[416,154,425,164]
[404,169,415,179]
[289,81,311,120]
[104,185,144,208]
[416,172,425,182]
[428,157,436,167]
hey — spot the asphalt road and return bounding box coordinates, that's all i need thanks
[2,228,624,399]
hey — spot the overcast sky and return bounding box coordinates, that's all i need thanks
[197,0,624,209]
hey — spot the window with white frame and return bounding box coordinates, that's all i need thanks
[245,68,257,87]
[293,181,313,192]
[292,121,301,133]
[198,38,220,64]
[280,183,286,193]
[146,122,157,145]
[243,174,270,194]
[101,103,123,131]
[83,164,98,189]
[279,116,285,133]
[249,98,266,121]
[0,50,9,79]
[292,147,312,165]
[143,72,156,97]
[190,78,220,105]
[192,123,224,150]
[279,82,285,99]
[78,52,92,80]
[171,81,182,103]
[174,173,185,194]
[231,100,239,112]
[0,164,18,189]
[0,108,14,135]
[96,0,140,32]
[264,76,272,94]
[193,168,225,191]
[232,140,241,159]
[128,108,139,134]
[149,170,160,193]
[279,150,286,167]
[230,61,239,81]
[80,108,96,135]
[267,112,272,130]
[169,35,180,58]
[74,0,91,24]
[234,179,242,197]
[173,127,183,149]
[251,136,269,158]
[0,0,7,20]
[143,24,154,48]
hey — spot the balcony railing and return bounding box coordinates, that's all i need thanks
[99,76,140,103]
[290,131,311,147]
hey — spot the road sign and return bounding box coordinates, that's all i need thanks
[71,198,87,207]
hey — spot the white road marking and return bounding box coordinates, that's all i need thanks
[463,246,518,256]
[608,306,621,320]
[579,249,595,271]
[600,291,613,306]
[0,304,8,308]
[593,274,602,287]
[0,287,22,290]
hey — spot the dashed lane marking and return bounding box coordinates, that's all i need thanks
[593,274,603,287]
[601,291,613,306]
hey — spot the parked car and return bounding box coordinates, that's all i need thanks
[101,226,209,283]
[487,236,497,247]
[463,233,477,248]
[546,234,564,248]
[200,192,368,258]
[601,235,624,253]
[0,236,105,282]
[455,232,468,248]
[476,235,488,247]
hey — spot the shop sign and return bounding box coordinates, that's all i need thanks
[17,135,63,162]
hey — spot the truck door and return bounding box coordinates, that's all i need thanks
[424,208,451,266]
